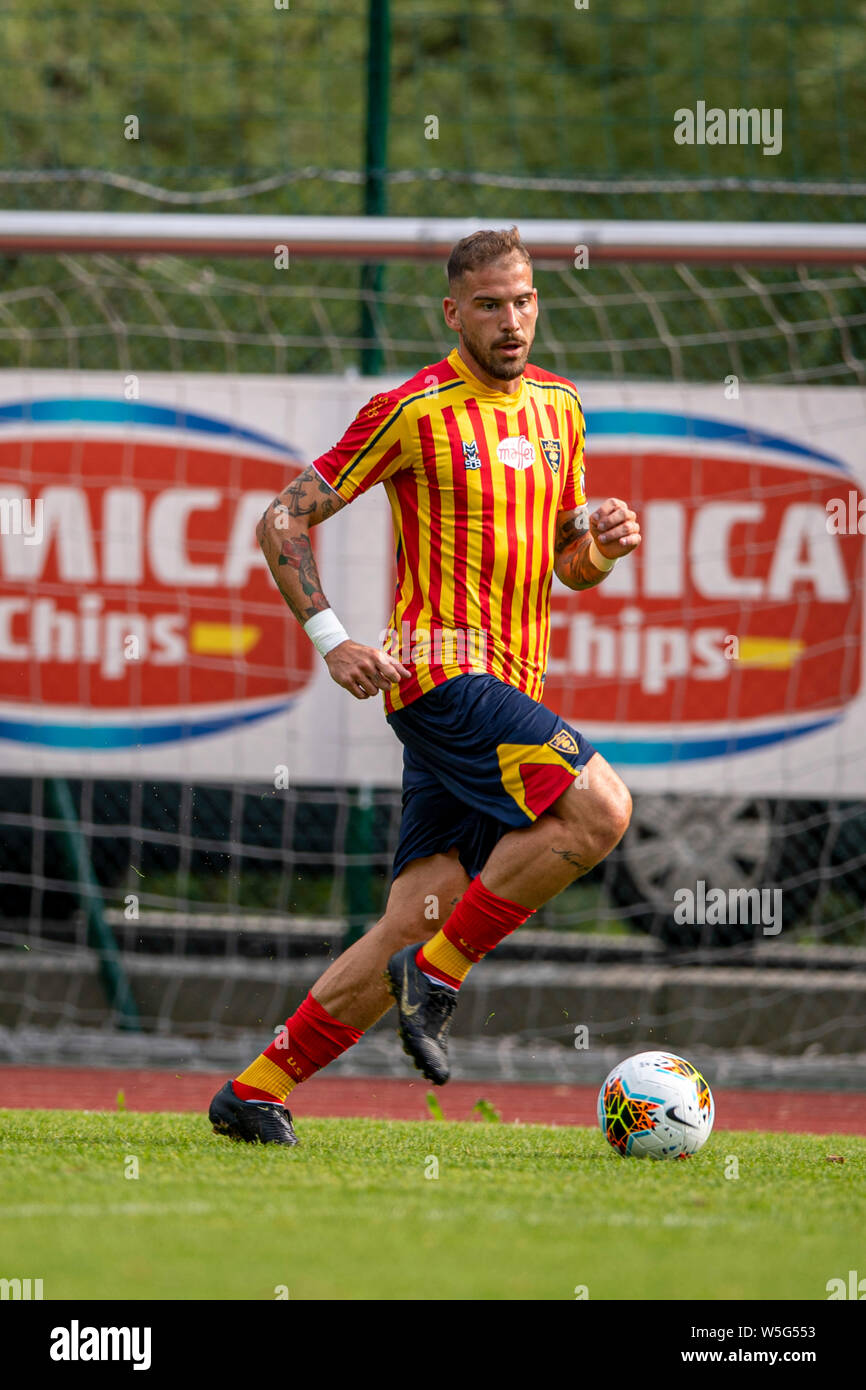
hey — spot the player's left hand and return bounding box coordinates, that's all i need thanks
[590,497,641,559]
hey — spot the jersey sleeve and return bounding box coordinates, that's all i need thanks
[311,391,410,503]
[559,393,587,511]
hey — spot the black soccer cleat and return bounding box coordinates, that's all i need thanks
[208,1080,299,1146]
[385,943,458,1086]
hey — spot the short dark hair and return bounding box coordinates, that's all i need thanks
[447,226,532,289]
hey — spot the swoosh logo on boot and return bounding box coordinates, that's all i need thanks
[401,963,422,1017]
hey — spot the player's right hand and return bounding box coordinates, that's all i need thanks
[324,640,411,699]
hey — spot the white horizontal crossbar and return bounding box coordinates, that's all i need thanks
[0,212,865,263]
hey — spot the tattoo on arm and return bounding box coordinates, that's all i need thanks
[275,468,345,524]
[554,506,608,591]
[258,466,346,623]
[554,505,590,555]
[276,533,328,622]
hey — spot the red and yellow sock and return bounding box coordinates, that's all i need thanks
[416,875,534,990]
[232,991,363,1104]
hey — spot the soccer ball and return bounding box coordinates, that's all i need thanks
[597,1051,714,1159]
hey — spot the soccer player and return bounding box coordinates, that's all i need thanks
[209,227,641,1145]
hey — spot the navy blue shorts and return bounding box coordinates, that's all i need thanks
[386,673,596,881]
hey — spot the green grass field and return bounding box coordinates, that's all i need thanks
[2,1110,864,1301]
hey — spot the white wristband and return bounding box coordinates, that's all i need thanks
[303,609,350,657]
[589,538,617,572]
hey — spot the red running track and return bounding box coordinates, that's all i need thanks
[0,1066,864,1134]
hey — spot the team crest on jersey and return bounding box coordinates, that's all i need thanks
[462,440,482,470]
[540,439,562,474]
[548,728,578,755]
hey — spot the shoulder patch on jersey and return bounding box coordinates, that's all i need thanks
[548,728,579,755]
[360,392,395,421]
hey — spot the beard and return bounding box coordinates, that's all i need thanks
[460,321,531,380]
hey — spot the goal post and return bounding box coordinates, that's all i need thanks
[1,212,866,262]
[1,214,864,386]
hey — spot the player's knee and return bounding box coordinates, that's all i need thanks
[580,783,632,864]
[596,783,632,857]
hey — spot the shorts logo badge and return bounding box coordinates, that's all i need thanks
[462,440,482,470]
[548,728,578,755]
[540,439,562,473]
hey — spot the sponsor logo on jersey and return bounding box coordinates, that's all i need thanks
[496,435,535,470]
[540,439,562,473]
[0,398,314,749]
[462,440,482,470]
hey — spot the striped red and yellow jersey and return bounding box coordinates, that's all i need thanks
[311,346,586,713]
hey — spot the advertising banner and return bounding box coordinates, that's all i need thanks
[0,371,863,795]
